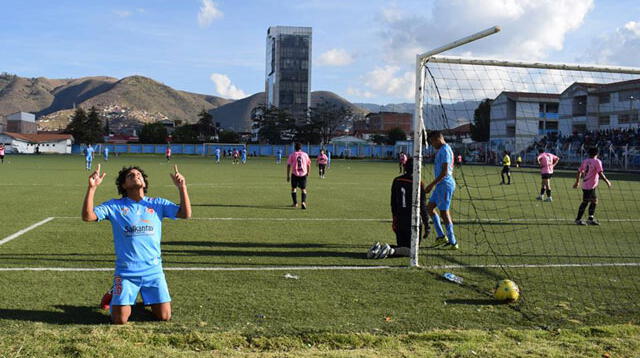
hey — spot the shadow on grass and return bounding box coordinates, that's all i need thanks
[162,241,368,249]
[445,298,505,305]
[192,203,293,210]
[0,304,157,325]
[162,248,365,259]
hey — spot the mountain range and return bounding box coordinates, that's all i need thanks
[0,72,475,133]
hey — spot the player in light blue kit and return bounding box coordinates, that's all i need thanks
[103,146,109,161]
[82,164,192,324]
[215,148,221,163]
[425,131,458,249]
[241,148,247,164]
[276,149,282,164]
[85,144,95,170]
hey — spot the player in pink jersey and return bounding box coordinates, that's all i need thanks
[536,148,559,202]
[398,152,408,173]
[287,143,311,209]
[317,149,328,178]
[573,147,612,225]
[165,146,172,161]
[0,144,5,164]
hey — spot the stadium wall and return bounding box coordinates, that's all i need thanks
[72,143,400,158]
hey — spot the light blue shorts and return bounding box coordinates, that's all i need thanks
[110,272,171,306]
[429,181,456,211]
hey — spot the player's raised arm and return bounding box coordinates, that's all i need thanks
[170,165,192,219]
[82,164,106,222]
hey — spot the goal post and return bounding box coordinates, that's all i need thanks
[411,26,502,267]
[411,27,640,325]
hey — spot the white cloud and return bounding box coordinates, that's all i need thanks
[356,0,594,103]
[346,87,374,99]
[198,0,223,28]
[583,20,640,66]
[380,0,594,64]
[113,10,132,18]
[210,73,247,99]
[317,49,355,66]
[362,66,415,100]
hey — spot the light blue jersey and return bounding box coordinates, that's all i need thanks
[94,196,179,277]
[433,143,455,184]
[215,148,221,162]
[104,147,109,160]
[85,146,94,160]
[241,149,247,163]
[430,143,456,210]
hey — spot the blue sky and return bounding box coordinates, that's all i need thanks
[1,0,640,104]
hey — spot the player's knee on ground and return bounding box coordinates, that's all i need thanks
[111,305,132,325]
[152,304,172,321]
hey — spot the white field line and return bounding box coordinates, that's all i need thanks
[1,262,639,272]
[0,217,55,246]
[53,216,640,222]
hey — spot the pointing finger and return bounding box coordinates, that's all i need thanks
[97,164,101,174]
[174,164,179,174]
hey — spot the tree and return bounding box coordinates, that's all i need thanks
[306,101,352,145]
[219,130,240,143]
[85,106,104,144]
[64,108,88,143]
[471,98,492,142]
[251,105,296,144]
[386,127,407,145]
[370,134,386,145]
[197,109,217,142]
[139,122,168,143]
[172,124,199,143]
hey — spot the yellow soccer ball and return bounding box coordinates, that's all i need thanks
[494,279,520,302]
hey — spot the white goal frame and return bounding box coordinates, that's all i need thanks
[410,26,640,267]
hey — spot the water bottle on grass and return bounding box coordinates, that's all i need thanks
[443,272,464,284]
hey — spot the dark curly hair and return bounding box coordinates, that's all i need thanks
[116,166,149,197]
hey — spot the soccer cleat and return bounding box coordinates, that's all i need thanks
[587,219,600,226]
[301,202,307,210]
[367,242,381,259]
[376,244,392,259]
[100,290,113,310]
[291,203,298,208]
[575,220,587,226]
[442,242,459,250]
[544,197,553,202]
[536,195,543,200]
[434,236,448,247]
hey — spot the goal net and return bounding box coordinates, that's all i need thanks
[414,54,640,326]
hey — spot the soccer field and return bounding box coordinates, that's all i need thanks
[1,154,639,356]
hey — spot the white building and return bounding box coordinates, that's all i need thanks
[490,92,559,153]
[0,132,74,154]
[559,79,640,134]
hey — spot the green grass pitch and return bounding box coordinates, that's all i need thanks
[0,154,639,356]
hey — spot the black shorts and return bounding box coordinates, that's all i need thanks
[582,189,597,201]
[291,174,307,189]
[319,164,326,170]
[0,155,4,160]
[501,166,510,174]
[541,173,553,179]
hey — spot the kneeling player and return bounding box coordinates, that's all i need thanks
[368,158,430,259]
[83,164,191,324]
[573,147,611,225]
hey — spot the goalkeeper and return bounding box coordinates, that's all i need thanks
[82,164,191,324]
[368,158,430,259]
